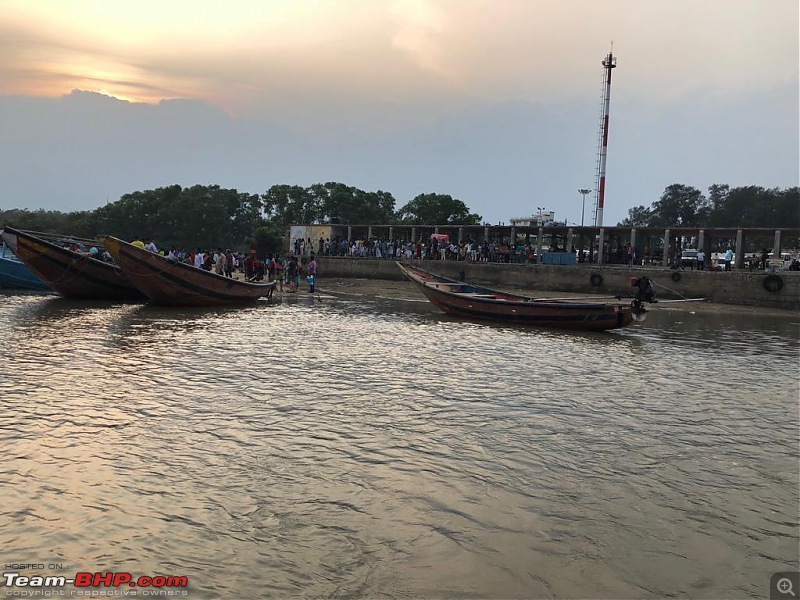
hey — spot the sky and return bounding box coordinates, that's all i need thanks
[0,0,797,226]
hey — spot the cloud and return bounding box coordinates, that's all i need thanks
[1,0,796,116]
[0,0,796,226]
[0,86,796,227]
[389,0,455,79]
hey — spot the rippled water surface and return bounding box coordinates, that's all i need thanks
[0,290,798,599]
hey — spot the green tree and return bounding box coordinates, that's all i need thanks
[0,208,79,234]
[396,193,481,225]
[313,182,396,224]
[90,185,183,242]
[261,184,318,228]
[617,205,652,227]
[707,183,729,213]
[171,185,234,249]
[648,184,709,227]
[229,191,265,243]
[90,184,268,250]
[253,224,285,255]
[261,182,396,226]
[313,182,356,224]
[709,185,799,228]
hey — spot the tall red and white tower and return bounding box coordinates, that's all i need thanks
[593,48,616,227]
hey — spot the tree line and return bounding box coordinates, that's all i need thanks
[1,181,796,253]
[0,183,482,253]
[619,184,798,229]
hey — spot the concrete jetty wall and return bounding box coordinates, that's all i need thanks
[318,258,800,311]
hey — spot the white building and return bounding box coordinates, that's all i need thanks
[509,210,556,227]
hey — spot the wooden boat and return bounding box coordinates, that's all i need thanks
[0,226,145,300]
[0,240,49,290]
[101,236,275,306]
[397,262,651,331]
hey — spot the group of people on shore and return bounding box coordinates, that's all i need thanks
[295,235,626,265]
[296,234,798,271]
[294,235,548,264]
[130,237,318,294]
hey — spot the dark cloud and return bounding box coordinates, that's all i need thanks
[0,88,796,226]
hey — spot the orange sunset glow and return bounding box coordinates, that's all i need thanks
[0,0,796,222]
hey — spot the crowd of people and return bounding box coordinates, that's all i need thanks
[125,237,319,294]
[293,234,640,265]
[69,231,792,302]
[293,235,574,264]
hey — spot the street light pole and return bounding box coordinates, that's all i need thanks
[578,188,591,228]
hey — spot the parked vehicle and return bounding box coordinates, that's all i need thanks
[681,249,699,269]
[768,252,794,270]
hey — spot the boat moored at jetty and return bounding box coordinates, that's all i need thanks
[101,236,275,306]
[0,226,144,300]
[397,261,652,331]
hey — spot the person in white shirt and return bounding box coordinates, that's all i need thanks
[214,249,225,275]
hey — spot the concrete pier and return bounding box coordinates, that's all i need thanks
[317,257,799,311]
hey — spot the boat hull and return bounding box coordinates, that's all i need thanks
[398,261,636,331]
[0,243,49,290]
[0,227,144,300]
[101,236,275,307]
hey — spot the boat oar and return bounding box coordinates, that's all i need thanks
[651,298,706,304]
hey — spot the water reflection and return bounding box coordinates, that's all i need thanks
[0,290,796,599]
[107,301,276,343]
[8,296,133,330]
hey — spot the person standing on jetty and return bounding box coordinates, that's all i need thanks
[307,255,317,293]
[287,255,298,292]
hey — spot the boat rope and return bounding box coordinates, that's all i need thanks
[652,278,692,300]
[26,251,89,287]
[20,228,102,247]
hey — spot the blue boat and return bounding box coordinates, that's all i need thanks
[0,239,49,290]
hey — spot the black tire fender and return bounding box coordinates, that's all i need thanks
[763,274,784,293]
[590,273,603,287]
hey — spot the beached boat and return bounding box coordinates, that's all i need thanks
[0,240,49,290]
[0,226,144,300]
[101,236,275,306]
[397,262,652,331]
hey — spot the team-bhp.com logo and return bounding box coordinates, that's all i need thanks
[3,572,188,595]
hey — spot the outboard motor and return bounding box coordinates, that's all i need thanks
[630,276,656,320]
[631,276,656,303]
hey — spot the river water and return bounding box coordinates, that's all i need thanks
[0,289,797,599]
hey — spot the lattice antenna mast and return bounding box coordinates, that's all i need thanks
[593,46,616,227]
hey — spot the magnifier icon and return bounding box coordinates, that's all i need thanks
[778,578,796,597]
